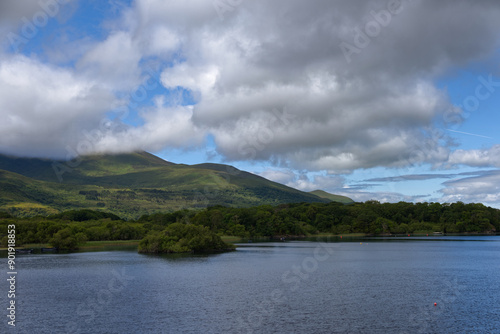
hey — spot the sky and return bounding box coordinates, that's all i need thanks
[0,0,499,208]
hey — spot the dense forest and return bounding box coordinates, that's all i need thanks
[1,201,498,250]
[173,201,499,236]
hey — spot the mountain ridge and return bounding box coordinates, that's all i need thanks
[309,190,354,204]
[0,151,353,218]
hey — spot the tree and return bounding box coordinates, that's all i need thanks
[398,223,409,234]
[49,228,87,250]
[138,223,235,253]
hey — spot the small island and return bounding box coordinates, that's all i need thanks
[138,223,235,254]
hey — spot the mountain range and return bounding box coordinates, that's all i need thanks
[0,151,353,218]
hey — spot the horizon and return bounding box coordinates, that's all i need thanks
[1,0,499,208]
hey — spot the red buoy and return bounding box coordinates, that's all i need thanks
[434,302,437,306]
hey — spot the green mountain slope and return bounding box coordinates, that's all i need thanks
[309,190,354,204]
[0,151,352,218]
[0,169,65,216]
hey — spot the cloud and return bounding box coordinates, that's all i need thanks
[87,97,204,155]
[259,169,347,193]
[448,145,500,168]
[366,173,457,183]
[142,0,500,171]
[77,31,143,91]
[0,55,115,158]
[161,63,219,96]
[0,0,78,52]
[2,0,500,176]
[258,168,425,203]
[0,53,203,159]
[339,190,427,204]
[258,169,296,185]
[288,174,346,193]
[440,170,500,207]
[0,2,46,24]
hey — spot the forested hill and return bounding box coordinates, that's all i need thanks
[309,190,354,204]
[0,152,352,218]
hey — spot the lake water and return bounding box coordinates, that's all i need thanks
[2,236,500,333]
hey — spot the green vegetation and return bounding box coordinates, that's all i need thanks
[0,152,343,219]
[1,201,498,252]
[49,228,88,250]
[309,190,354,204]
[0,211,144,250]
[138,223,235,253]
[174,200,499,236]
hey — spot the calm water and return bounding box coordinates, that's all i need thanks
[2,236,500,333]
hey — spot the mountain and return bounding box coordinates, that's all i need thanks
[309,190,354,204]
[0,151,352,218]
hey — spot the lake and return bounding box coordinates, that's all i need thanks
[2,236,500,333]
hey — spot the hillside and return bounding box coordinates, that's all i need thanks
[309,190,354,204]
[0,151,353,218]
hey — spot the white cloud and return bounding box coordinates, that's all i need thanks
[290,174,346,193]
[145,26,180,56]
[0,55,115,158]
[258,167,426,203]
[77,31,143,91]
[258,169,346,193]
[337,190,425,204]
[137,0,500,171]
[440,170,500,207]
[161,63,219,96]
[88,98,204,155]
[448,145,500,168]
[3,0,500,183]
[258,169,296,185]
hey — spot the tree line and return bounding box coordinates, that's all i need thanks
[167,201,499,237]
[1,201,498,250]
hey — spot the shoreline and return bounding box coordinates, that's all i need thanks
[2,233,498,253]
